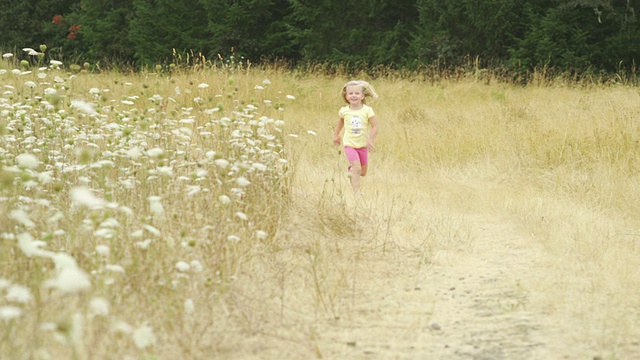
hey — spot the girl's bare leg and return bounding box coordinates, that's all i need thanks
[349,161,362,193]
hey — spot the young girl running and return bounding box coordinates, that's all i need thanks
[333,80,379,194]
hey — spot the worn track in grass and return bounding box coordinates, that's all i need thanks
[313,209,572,359]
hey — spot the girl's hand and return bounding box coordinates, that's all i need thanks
[367,139,375,151]
[333,136,341,145]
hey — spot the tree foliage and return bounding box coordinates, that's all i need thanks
[0,0,78,54]
[287,0,418,67]
[76,0,136,63]
[129,0,211,65]
[199,0,293,61]
[2,0,640,75]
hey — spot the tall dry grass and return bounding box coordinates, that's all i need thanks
[287,76,640,357]
[2,53,640,359]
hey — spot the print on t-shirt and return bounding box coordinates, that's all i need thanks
[351,116,363,135]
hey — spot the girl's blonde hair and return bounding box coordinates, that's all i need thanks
[341,80,379,104]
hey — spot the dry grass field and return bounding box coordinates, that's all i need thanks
[2,56,640,359]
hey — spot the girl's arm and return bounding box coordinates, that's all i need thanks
[367,116,378,151]
[333,117,344,145]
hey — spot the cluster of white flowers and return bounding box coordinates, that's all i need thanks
[1,58,296,355]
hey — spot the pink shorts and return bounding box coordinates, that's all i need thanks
[344,146,368,165]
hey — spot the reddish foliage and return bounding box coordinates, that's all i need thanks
[52,14,65,26]
[67,24,82,40]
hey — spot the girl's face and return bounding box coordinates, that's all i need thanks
[345,85,365,107]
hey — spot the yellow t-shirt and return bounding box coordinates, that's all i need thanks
[339,104,375,148]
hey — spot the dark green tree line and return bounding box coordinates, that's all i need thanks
[1,0,640,76]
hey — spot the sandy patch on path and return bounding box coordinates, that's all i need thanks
[312,207,574,359]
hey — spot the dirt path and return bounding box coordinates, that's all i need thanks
[418,214,559,359]
[313,210,571,359]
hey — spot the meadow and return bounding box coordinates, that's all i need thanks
[2,51,640,359]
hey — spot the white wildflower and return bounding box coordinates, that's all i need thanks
[105,264,125,273]
[89,297,110,317]
[255,230,268,240]
[213,158,229,169]
[147,148,164,158]
[52,253,78,272]
[70,186,106,209]
[179,126,192,136]
[142,224,160,236]
[148,196,164,217]
[219,195,231,205]
[252,162,267,171]
[16,153,39,169]
[126,147,143,159]
[194,169,207,178]
[286,94,295,100]
[17,233,50,257]
[307,130,317,136]
[156,166,173,176]
[0,306,22,321]
[235,212,248,221]
[95,245,110,256]
[9,209,35,228]
[236,177,250,187]
[133,324,156,349]
[175,261,190,272]
[100,218,120,228]
[120,206,134,216]
[36,171,52,184]
[184,299,195,315]
[93,228,115,239]
[6,285,33,304]
[71,99,97,115]
[114,321,133,334]
[46,266,91,294]
[190,260,204,273]
[186,185,201,197]
[135,239,152,249]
